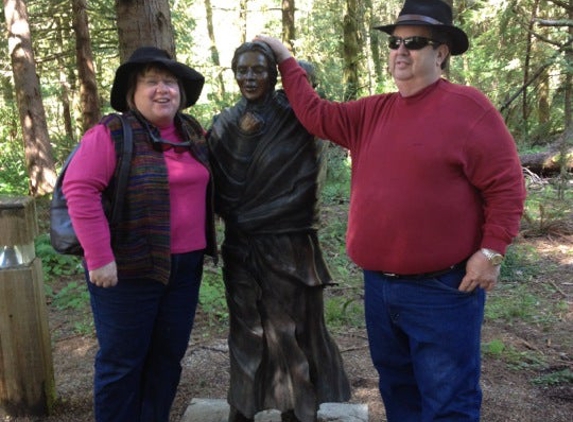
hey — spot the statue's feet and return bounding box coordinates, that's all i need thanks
[228,406,254,422]
[281,410,312,422]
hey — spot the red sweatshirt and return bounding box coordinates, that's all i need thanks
[279,58,526,274]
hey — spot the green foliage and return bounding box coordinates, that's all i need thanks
[499,243,541,282]
[318,158,365,329]
[532,369,573,386]
[482,338,506,357]
[483,340,548,371]
[35,233,83,282]
[199,265,228,326]
[319,145,351,204]
[521,180,573,237]
[485,283,543,324]
[35,233,88,315]
[486,279,568,329]
[483,339,553,375]
[0,105,28,195]
[324,288,364,329]
[51,281,90,311]
[0,140,28,195]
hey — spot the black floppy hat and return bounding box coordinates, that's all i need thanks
[110,46,205,112]
[374,0,469,55]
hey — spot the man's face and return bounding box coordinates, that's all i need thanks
[235,51,272,103]
[388,25,446,95]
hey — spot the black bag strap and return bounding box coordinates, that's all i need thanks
[108,113,133,225]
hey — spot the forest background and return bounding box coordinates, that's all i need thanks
[0,0,572,421]
[0,0,572,196]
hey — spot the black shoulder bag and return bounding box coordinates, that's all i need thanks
[49,114,133,256]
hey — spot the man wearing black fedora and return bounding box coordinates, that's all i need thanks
[63,46,216,421]
[256,0,526,420]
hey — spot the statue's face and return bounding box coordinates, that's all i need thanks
[235,51,272,103]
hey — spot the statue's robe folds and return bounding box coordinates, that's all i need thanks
[208,92,350,422]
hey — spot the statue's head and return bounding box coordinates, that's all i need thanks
[231,42,278,103]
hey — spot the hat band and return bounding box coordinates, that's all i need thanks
[396,14,445,26]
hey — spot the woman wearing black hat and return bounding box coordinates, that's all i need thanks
[63,46,216,422]
[256,0,526,420]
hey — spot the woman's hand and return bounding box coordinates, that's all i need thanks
[89,261,118,288]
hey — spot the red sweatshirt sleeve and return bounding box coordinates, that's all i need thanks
[62,124,117,270]
[462,104,526,254]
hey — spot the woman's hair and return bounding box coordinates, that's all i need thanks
[231,41,278,88]
[125,63,187,111]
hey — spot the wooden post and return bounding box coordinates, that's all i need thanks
[0,196,55,417]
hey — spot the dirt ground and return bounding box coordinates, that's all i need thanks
[2,234,572,422]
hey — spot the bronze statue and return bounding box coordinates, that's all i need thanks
[207,41,350,422]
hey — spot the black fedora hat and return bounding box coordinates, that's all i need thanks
[110,46,205,112]
[374,0,469,55]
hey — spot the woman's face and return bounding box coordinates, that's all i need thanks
[133,67,181,127]
[234,51,272,104]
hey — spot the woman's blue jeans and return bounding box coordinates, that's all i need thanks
[86,251,203,422]
[363,266,485,422]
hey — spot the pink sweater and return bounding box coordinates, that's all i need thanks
[279,58,526,274]
[63,123,208,271]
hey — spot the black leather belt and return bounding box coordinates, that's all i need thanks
[380,259,467,280]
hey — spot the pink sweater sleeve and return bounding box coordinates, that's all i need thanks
[62,124,117,270]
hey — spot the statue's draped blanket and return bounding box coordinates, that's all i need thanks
[208,93,350,421]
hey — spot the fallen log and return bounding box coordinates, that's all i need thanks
[520,147,573,176]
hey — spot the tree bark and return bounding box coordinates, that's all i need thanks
[72,0,101,132]
[3,0,56,196]
[281,0,295,53]
[239,0,247,44]
[114,0,176,61]
[204,0,226,100]
[520,141,573,175]
[343,0,362,101]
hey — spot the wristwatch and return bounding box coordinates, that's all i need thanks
[480,248,504,266]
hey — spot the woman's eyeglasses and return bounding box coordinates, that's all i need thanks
[388,36,440,51]
[137,116,190,153]
[151,135,191,153]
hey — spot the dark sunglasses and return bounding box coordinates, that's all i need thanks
[388,36,440,51]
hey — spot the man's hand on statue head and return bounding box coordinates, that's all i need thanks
[254,35,292,63]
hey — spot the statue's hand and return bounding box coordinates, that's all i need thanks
[239,112,263,133]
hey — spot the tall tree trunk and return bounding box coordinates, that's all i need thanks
[522,0,540,137]
[565,0,573,131]
[365,0,382,90]
[204,0,226,99]
[537,72,550,127]
[281,0,295,53]
[72,0,101,132]
[3,0,56,196]
[557,0,573,198]
[115,0,175,61]
[343,0,361,100]
[239,0,248,44]
[55,14,74,143]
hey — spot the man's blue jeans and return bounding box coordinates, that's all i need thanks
[87,251,203,422]
[364,266,485,422]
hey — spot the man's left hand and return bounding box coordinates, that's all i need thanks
[458,251,500,292]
